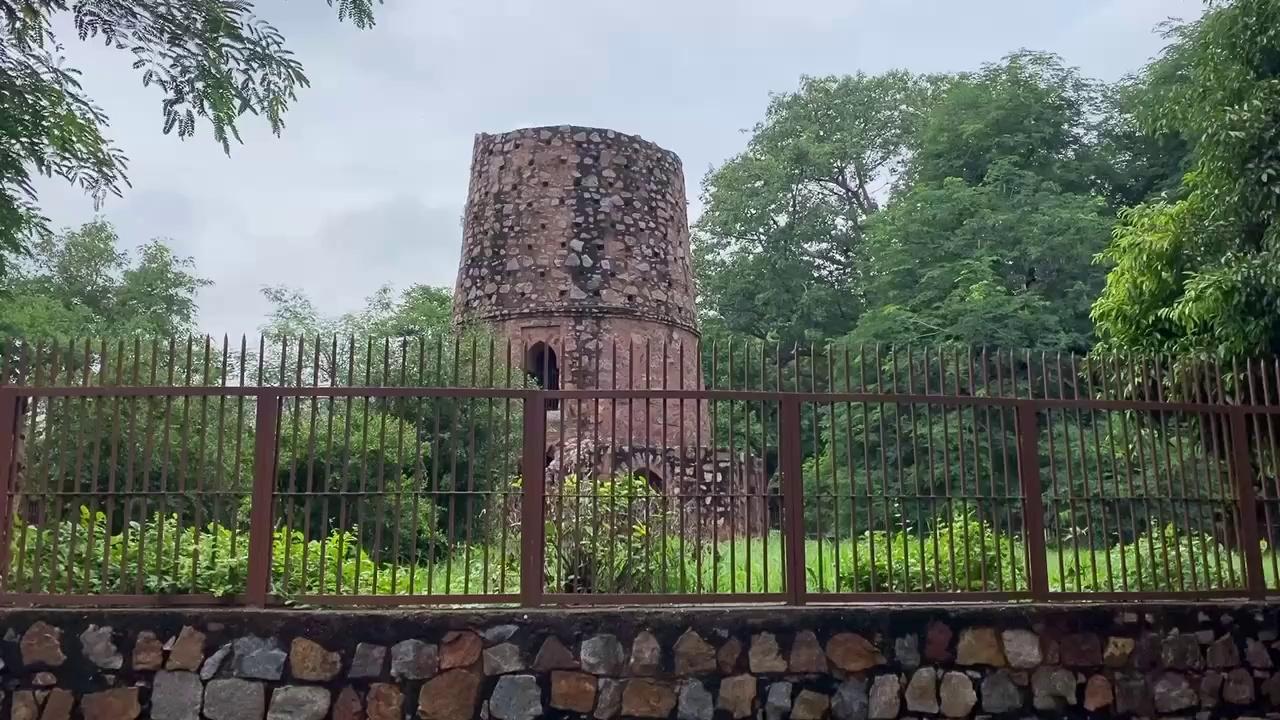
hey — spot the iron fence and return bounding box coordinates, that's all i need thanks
[0,337,1277,606]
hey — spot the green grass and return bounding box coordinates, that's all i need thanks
[414,532,1280,598]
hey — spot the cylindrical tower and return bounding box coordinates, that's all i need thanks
[454,125,702,447]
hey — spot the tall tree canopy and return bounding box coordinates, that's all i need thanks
[694,71,938,344]
[697,52,1119,352]
[850,52,1114,351]
[0,0,379,276]
[0,218,208,340]
[906,51,1097,193]
[1092,0,1280,358]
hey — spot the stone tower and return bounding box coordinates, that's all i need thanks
[454,125,703,447]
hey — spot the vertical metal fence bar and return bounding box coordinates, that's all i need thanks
[246,391,281,607]
[860,346,876,592]
[520,391,546,607]
[1229,407,1266,599]
[1016,401,1050,600]
[0,388,18,585]
[1261,359,1280,591]
[842,346,856,593]
[1211,359,1240,588]
[500,339,513,594]
[906,348,926,592]
[779,397,806,605]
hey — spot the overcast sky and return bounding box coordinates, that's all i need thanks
[36,0,1204,335]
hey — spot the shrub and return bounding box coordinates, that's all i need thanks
[9,508,253,597]
[827,508,1026,592]
[542,473,682,594]
[4,506,1251,599]
[5,508,518,600]
[1058,522,1242,592]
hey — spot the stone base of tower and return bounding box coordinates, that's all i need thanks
[548,440,770,538]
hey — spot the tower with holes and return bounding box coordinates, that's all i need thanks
[453,125,763,534]
[453,125,704,444]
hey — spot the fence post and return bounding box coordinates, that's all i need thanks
[779,398,807,605]
[246,391,281,607]
[1016,402,1050,601]
[0,389,17,586]
[520,392,547,606]
[1228,408,1266,599]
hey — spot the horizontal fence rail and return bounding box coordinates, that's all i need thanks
[1,336,1278,607]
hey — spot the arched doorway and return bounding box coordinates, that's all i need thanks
[526,342,560,410]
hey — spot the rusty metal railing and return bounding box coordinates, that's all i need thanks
[0,337,1277,606]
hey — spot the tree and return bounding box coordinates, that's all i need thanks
[262,284,452,347]
[1088,76,1194,210]
[0,218,209,382]
[805,54,1123,543]
[259,284,526,560]
[850,52,1113,352]
[0,0,379,276]
[0,219,207,341]
[852,162,1112,351]
[1092,0,1280,360]
[0,220,228,545]
[906,51,1098,193]
[695,71,940,344]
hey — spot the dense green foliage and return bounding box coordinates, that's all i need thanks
[694,71,939,345]
[8,508,514,598]
[1058,523,1246,593]
[9,506,1252,597]
[852,53,1112,350]
[0,0,379,274]
[1092,0,1280,358]
[4,247,524,573]
[0,220,208,343]
[698,51,1132,353]
[257,285,527,555]
[543,473,681,594]
[691,0,1280,567]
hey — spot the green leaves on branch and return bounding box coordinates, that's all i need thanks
[1093,0,1280,358]
[0,39,125,272]
[0,220,210,382]
[854,162,1111,350]
[695,71,939,344]
[543,473,680,594]
[0,0,380,272]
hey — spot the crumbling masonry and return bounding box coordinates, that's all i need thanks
[453,125,765,535]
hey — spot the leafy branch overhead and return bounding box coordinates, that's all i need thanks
[0,0,380,274]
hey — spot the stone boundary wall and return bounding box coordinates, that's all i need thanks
[0,605,1277,719]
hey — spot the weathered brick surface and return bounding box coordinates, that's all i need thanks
[452,125,768,536]
[453,124,702,431]
[454,126,697,344]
